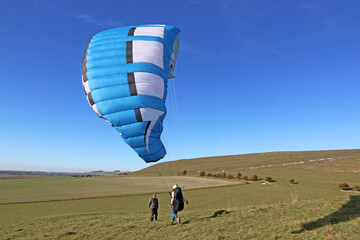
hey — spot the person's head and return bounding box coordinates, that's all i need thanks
[172,184,178,190]
[152,193,156,198]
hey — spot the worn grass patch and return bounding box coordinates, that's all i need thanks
[0,176,238,203]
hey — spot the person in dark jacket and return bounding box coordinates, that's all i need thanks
[170,184,188,224]
[148,193,158,222]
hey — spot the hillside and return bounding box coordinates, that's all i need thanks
[134,149,360,176]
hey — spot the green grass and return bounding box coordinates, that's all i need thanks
[1,149,360,239]
[133,149,360,176]
[1,184,359,239]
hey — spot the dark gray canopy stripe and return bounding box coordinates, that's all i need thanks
[83,73,88,83]
[144,121,151,145]
[128,27,136,36]
[127,30,139,125]
[134,108,143,122]
[81,54,87,79]
[87,92,95,106]
[127,72,137,96]
[82,42,90,83]
[126,41,133,64]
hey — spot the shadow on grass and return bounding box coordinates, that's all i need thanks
[61,232,76,236]
[292,195,360,234]
[203,210,230,219]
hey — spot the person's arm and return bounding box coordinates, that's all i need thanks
[170,192,174,205]
[148,198,152,209]
[182,193,188,204]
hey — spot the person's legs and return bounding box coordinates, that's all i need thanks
[171,207,178,222]
[154,208,158,221]
[151,208,155,222]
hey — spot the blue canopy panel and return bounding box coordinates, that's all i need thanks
[82,25,180,162]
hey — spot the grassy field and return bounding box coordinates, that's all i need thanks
[1,149,359,239]
[1,183,359,239]
[0,176,238,203]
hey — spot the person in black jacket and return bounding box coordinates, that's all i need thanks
[148,193,158,222]
[170,184,188,224]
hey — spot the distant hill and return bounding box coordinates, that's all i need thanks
[134,149,360,176]
[0,170,124,177]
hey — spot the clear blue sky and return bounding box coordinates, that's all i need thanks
[1,0,359,172]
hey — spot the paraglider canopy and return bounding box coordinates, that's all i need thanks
[82,25,181,162]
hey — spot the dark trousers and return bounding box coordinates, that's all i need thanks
[151,208,158,221]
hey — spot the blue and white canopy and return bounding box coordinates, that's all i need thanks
[82,25,180,162]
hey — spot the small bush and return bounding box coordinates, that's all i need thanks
[289,179,295,184]
[339,183,351,190]
[227,174,234,179]
[236,172,242,179]
[181,170,187,176]
[177,172,181,176]
[249,175,258,181]
[206,173,212,177]
[353,185,360,191]
[265,176,273,182]
[216,173,221,178]
[199,171,206,177]
[243,176,248,180]
[220,172,227,178]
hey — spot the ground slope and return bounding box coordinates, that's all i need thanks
[134,149,360,176]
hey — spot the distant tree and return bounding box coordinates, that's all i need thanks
[236,172,242,180]
[227,174,234,179]
[289,179,295,184]
[182,170,187,176]
[199,171,206,177]
[339,183,351,190]
[249,175,258,181]
[353,185,360,191]
[220,172,226,178]
[265,176,273,182]
[216,173,221,178]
